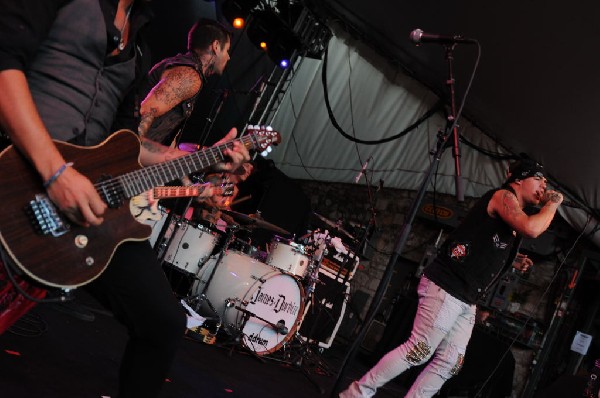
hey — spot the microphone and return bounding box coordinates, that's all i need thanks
[275,320,288,335]
[409,28,476,45]
[355,156,372,183]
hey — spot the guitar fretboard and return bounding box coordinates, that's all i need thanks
[94,135,260,207]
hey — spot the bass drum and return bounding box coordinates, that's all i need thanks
[195,251,305,355]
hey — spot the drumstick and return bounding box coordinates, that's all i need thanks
[231,195,251,206]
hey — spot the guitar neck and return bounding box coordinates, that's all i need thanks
[115,136,253,199]
[153,186,201,199]
[152,185,226,199]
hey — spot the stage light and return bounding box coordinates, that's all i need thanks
[222,0,260,29]
[232,17,244,29]
[246,9,302,68]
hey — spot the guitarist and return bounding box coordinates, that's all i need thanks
[136,18,233,153]
[0,2,249,398]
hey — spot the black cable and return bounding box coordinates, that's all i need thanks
[459,134,518,161]
[321,41,444,145]
[473,214,592,397]
[0,248,69,304]
[287,82,318,180]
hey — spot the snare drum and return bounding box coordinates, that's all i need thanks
[194,251,305,355]
[266,238,310,277]
[163,221,220,275]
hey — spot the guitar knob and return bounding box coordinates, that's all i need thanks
[75,234,88,248]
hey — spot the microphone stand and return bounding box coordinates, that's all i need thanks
[329,117,459,398]
[445,44,464,203]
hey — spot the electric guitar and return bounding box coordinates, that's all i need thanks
[0,127,279,288]
[130,183,234,223]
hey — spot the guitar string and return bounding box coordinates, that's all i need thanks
[90,134,268,200]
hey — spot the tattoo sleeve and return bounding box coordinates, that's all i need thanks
[501,191,522,219]
[138,107,158,138]
[141,138,168,154]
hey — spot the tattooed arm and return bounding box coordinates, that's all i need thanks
[138,65,202,138]
[137,65,249,169]
[488,188,563,238]
[137,65,202,166]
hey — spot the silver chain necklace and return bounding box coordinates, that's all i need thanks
[118,5,133,51]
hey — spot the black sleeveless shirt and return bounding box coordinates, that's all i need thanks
[424,188,520,304]
[136,51,204,145]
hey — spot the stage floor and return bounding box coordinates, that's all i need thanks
[0,290,407,398]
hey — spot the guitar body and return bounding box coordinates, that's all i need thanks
[0,130,151,288]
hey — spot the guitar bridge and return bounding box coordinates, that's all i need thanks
[27,194,70,237]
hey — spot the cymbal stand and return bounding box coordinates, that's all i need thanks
[236,293,330,394]
[264,247,332,394]
[153,195,196,260]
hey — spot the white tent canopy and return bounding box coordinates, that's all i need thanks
[269,29,600,246]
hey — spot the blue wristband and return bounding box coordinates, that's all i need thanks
[43,162,74,189]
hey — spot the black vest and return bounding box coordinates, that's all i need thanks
[137,52,203,145]
[27,0,137,146]
[424,188,519,304]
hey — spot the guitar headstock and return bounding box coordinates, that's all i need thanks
[246,125,281,151]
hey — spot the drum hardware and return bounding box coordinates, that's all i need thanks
[190,249,305,356]
[152,196,195,262]
[252,243,333,394]
[310,212,357,244]
[183,225,239,333]
[266,324,332,394]
[220,209,291,236]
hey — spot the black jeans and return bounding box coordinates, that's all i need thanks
[86,240,186,398]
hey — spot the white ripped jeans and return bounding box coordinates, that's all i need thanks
[340,276,476,398]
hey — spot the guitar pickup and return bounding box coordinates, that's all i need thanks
[27,194,70,237]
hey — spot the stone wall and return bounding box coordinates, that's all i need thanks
[297,179,474,313]
[295,179,569,397]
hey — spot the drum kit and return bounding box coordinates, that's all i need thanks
[144,207,361,357]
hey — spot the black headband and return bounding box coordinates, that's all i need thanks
[506,159,545,183]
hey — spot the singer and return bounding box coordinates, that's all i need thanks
[339,159,563,398]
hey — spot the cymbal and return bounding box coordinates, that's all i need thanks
[311,212,355,241]
[221,210,290,236]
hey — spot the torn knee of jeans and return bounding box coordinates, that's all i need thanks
[450,353,465,376]
[405,340,431,365]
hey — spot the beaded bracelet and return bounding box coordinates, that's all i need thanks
[43,162,74,189]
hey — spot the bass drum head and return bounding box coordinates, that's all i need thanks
[195,251,305,355]
[237,271,305,355]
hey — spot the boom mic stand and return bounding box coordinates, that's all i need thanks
[445,44,465,203]
[329,41,475,396]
